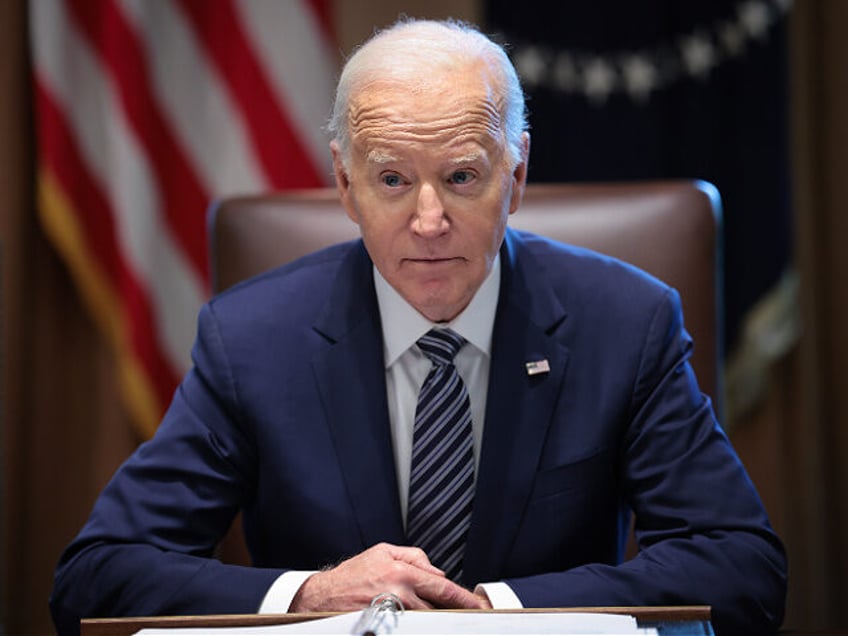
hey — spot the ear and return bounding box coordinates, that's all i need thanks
[330,140,360,224]
[508,132,530,215]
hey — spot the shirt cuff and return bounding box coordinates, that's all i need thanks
[474,582,524,609]
[258,570,318,613]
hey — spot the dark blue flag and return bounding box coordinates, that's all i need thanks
[485,0,795,419]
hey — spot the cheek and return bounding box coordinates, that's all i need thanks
[357,219,405,270]
[468,207,509,253]
[359,212,405,243]
[349,193,402,237]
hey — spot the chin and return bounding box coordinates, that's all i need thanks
[415,297,466,323]
[402,281,469,321]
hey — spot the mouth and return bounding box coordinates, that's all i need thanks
[406,256,462,264]
[403,257,463,272]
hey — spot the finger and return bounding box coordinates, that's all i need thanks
[393,591,435,611]
[382,544,444,575]
[371,545,482,609]
[416,577,487,610]
[475,590,494,610]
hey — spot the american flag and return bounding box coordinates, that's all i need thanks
[30,0,336,437]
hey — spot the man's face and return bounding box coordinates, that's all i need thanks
[332,66,529,323]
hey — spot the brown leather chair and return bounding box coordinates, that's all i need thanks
[209,180,722,404]
[208,180,722,565]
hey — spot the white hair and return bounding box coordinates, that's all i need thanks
[328,18,528,171]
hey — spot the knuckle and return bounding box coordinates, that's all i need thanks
[409,546,428,560]
[388,559,408,576]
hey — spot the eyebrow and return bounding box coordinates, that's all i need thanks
[366,149,399,164]
[448,151,484,165]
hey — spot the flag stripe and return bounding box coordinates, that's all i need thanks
[31,0,196,425]
[34,81,123,300]
[39,168,165,436]
[305,0,334,44]
[66,0,210,282]
[119,0,268,197]
[33,0,206,376]
[32,0,337,436]
[34,81,181,422]
[177,0,325,189]
[235,0,336,182]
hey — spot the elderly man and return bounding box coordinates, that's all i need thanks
[50,18,786,636]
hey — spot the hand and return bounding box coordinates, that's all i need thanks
[289,542,488,612]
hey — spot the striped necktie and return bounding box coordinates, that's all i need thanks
[406,328,474,582]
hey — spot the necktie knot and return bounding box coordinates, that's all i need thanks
[417,328,466,367]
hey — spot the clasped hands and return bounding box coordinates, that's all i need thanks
[289,542,492,612]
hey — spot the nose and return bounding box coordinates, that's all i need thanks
[413,183,449,238]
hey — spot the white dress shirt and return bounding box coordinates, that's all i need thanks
[378,255,498,522]
[260,255,522,612]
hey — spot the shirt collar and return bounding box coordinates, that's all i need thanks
[374,254,501,368]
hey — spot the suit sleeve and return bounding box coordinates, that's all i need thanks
[504,288,787,636]
[49,303,284,636]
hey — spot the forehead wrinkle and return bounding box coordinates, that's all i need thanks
[364,146,486,169]
[349,93,505,146]
[351,116,504,155]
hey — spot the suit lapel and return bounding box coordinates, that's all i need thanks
[310,242,406,547]
[464,230,571,584]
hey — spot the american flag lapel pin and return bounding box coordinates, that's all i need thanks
[525,359,551,376]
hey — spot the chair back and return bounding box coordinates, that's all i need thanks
[208,180,722,404]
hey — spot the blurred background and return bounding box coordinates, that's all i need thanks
[1,0,846,633]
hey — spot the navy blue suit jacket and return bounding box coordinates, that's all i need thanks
[51,229,786,635]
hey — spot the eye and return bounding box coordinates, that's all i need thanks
[449,170,474,185]
[381,172,404,187]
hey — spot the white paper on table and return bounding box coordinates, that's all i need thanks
[134,610,659,635]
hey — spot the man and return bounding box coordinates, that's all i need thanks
[50,18,786,635]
